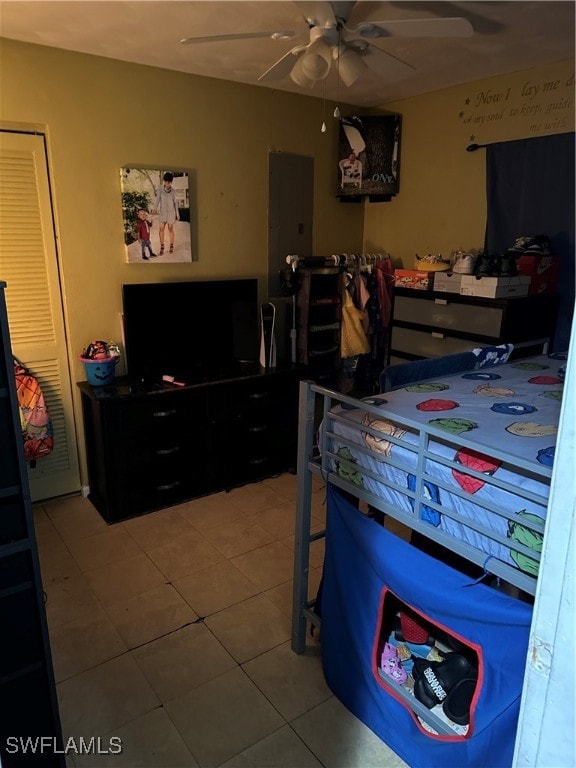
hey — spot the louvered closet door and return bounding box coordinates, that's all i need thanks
[0,131,80,501]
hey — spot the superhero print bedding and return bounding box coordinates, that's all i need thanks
[324,354,564,586]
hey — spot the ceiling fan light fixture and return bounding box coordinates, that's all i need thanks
[300,38,332,80]
[290,55,317,88]
[337,47,367,87]
[356,23,385,39]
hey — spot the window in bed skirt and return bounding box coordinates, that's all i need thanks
[374,588,481,738]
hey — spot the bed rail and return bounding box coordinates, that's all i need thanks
[292,380,551,654]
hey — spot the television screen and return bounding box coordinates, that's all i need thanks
[122,279,259,384]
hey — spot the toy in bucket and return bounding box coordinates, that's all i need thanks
[80,340,120,386]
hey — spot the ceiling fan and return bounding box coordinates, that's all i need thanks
[180,1,474,89]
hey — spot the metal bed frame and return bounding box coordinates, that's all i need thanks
[291,380,551,656]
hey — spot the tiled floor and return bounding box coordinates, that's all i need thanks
[35,473,408,768]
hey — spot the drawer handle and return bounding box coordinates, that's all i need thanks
[153,409,177,418]
[155,446,181,456]
[248,425,268,433]
[249,457,268,465]
[156,480,181,491]
[431,332,445,339]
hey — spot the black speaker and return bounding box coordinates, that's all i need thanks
[259,303,277,369]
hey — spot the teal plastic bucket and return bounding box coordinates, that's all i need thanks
[80,356,117,386]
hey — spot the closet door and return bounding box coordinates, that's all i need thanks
[0,131,81,501]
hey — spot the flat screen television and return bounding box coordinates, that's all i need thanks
[122,279,259,385]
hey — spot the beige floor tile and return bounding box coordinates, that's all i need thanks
[225,484,289,515]
[74,708,198,767]
[244,500,297,540]
[231,541,294,591]
[37,479,412,768]
[165,667,284,768]
[173,560,260,617]
[175,492,243,532]
[281,531,325,570]
[282,517,326,551]
[50,605,127,682]
[66,526,143,572]
[308,537,326,569]
[33,504,58,539]
[311,475,326,493]
[44,495,109,542]
[122,507,196,551]
[131,623,237,703]
[204,593,291,664]
[263,579,294,618]
[260,473,298,501]
[265,567,323,619]
[45,572,103,630]
[103,582,198,649]
[310,489,328,524]
[201,517,276,558]
[57,654,160,740]
[38,536,84,584]
[147,529,225,582]
[84,553,168,606]
[291,696,409,768]
[307,566,323,602]
[242,641,331,721]
[218,724,322,768]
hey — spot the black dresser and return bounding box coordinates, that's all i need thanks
[78,364,303,523]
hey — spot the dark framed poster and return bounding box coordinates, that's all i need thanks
[337,115,401,199]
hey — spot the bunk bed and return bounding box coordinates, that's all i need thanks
[291,347,565,768]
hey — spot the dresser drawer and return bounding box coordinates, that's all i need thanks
[119,395,190,437]
[391,326,487,358]
[394,295,504,337]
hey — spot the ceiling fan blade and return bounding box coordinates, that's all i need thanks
[352,17,474,39]
[258,45,307,82]
[180,30,297,45]
[293,1,336,28]
[352,41,417,79]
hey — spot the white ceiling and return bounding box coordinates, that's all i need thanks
[0,1,574,107]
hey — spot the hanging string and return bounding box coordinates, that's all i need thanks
[334,27,341,119]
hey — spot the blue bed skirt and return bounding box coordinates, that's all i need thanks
[320,485,533,768]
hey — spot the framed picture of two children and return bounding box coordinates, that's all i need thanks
[120,167,193,263]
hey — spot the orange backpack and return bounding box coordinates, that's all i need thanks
[13,358,54,465]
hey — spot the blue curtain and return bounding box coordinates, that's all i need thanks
[484,132,575,352]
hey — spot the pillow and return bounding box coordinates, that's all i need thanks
[472,344,514,368]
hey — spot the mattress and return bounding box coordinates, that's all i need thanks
[324,354,565,577]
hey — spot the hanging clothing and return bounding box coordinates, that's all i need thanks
[341,289,370,358]
[374,258,395,331]
[353,272,372,334]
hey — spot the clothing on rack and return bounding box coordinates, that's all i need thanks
[341,288,370,359]
[335,254,395,394]
[291,252,396,394]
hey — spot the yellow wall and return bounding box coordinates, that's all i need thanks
[0,39,365,369]
[364,59,575,266]
[0,39,573,484]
